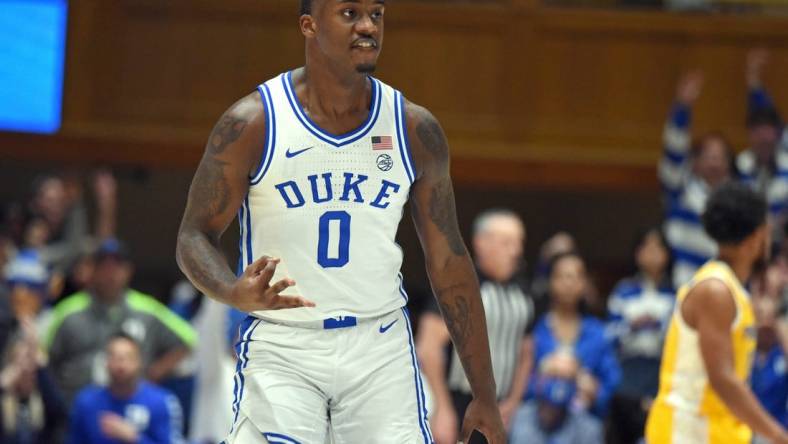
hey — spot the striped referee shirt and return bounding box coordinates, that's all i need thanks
[430,273,537,400]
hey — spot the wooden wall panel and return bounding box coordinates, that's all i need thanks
[3,0,788,189]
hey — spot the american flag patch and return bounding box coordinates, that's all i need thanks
[371,136,393,150]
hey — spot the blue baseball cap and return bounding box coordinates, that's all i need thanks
[535,377,576,408]
[94,238,130,262]
[5,249,49,291]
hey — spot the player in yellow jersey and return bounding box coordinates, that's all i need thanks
[646,182,788,444]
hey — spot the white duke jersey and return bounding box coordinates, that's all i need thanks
[239,70,416,324]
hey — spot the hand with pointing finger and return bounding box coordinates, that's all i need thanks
[225,256,315,312]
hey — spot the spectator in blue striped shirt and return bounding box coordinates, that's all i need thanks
[740,49,788,230]
[659,70,735,288]
[606,228,675,444]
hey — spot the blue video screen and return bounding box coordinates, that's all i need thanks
[0,0,68,134]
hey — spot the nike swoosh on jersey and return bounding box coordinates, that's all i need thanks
[379,319,398,333]
[285,146,315,158]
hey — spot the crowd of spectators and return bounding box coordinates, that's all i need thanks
[1,48,788,444]
[419,48,788,444]
[0,171,214,444]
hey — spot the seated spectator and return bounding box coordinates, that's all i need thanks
[510,353,603,444]
[46,239,196,406]
[751,285,788,431]
[606,228,675,444]
[0,323,67,444]
[531,231,577,308]
[659,70,734,288]
[68,333,184,444]
[529,252,620,417]
[418,209,537,443]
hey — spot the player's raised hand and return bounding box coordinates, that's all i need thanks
[227,255,315,312]
[460,398,506,444]
[676,70,704,106]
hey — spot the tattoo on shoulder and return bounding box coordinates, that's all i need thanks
[209,114,248,155]
[438,294,471,352]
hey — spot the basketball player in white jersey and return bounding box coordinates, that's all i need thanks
[176,1,505,443]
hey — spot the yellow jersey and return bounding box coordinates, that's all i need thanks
[645,261,756,444]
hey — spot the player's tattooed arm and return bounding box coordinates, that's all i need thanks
[176,93,265,304]
[406,101,497,405]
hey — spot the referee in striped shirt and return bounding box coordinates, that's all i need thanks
[417,209,537,444]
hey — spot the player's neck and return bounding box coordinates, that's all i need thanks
[299,64,370,118]
[717,250,753,283]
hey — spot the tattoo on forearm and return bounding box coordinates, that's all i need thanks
[429,179,466,256]
[177,230,233,299]
[194,156,231,218]
[209,115,247,155]
[178,105,253,300]
[438,293,471,352]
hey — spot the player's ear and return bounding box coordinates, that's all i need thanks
[300,14,317,38]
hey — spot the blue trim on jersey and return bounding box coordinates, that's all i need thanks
[397,272,409,302]
[236,205,245,276]
[244,196,253,266]
[251,83,277,185]
[395,91,417,182]
[249,84,270,182]
[402,308,433,443]
[231,317,262,428]
[230,316,254,432]
[263,432,302,444]
[281,71,382,147]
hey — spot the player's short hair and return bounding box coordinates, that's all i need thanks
[702,181,767,245]
[747,106,782,129]
[472,208,524,237]
[300,0,313,15]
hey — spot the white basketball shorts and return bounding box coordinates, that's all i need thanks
[222,308,434,444]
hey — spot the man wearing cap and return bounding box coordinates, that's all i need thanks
[509,354,603,444]
[46,239,197,406]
